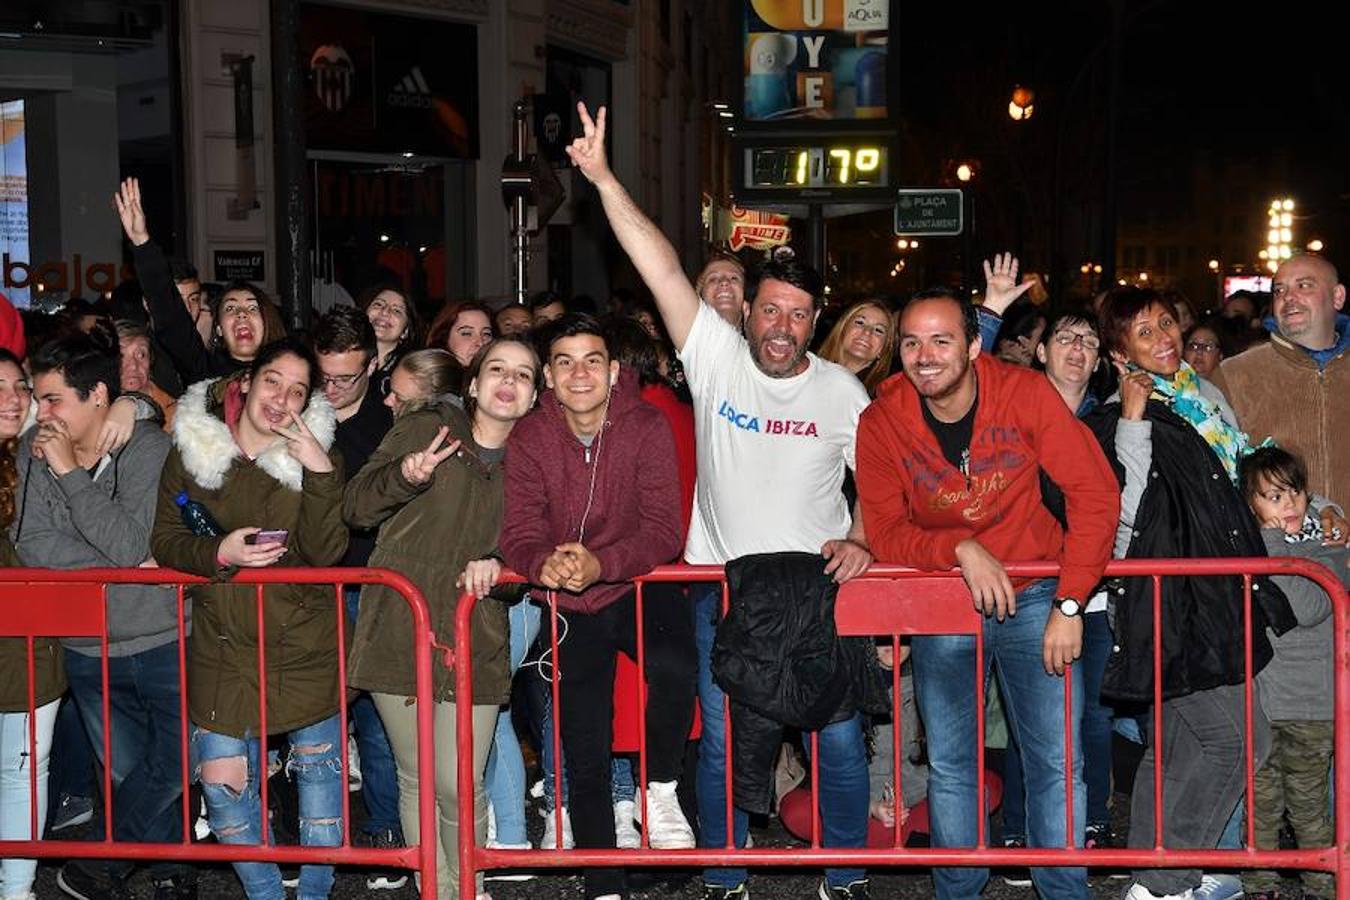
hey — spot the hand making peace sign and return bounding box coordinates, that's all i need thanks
[272,410,334,474]
[400,425,462,486]
[565,102,613,188]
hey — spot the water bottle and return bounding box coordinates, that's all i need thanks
[175,491,223,537]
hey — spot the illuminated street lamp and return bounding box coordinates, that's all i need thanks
[1208,259,1220,272]
[1308,239,1325,252]
[956,162,975,182]
[1265,197,1295,273]
[1008,85,1035,121]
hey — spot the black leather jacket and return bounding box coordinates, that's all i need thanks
[1085,401,1296,703]
[711,552,888,814]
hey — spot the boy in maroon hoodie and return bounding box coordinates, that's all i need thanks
[500,314,692,900]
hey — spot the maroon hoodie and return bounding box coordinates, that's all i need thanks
[500,367,683,614]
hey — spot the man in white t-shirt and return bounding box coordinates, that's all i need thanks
[567,102,874,900]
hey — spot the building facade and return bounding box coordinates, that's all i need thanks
[1,0,736,322]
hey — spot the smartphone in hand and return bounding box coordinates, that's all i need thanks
[245,529,289,546]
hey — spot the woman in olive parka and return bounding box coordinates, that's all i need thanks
[151,338,348,900]
[344,338,539,900]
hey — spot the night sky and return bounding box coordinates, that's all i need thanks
[898,1,1350,212]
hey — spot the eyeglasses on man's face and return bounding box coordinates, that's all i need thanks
[1052,330,1101,351]
[318,372,364,389]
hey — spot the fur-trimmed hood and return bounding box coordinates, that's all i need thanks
[172,376,336,491]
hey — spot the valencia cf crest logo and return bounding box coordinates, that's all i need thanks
[310,44,353,112]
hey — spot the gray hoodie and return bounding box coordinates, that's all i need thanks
[10,421,179,657]
[1256,535,1349,722]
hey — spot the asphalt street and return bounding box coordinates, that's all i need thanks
[29,786,1267,899]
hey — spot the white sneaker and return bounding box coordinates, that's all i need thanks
[540,806,574,849]
[644,780,695,849]
[1124,882,1194,900]
[347,735,363,792]
[614,799,641,849]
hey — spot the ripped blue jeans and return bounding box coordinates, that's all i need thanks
[192,714,344,900]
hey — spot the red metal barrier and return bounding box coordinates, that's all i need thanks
[455,557,1350,900]
[0,566,441,897]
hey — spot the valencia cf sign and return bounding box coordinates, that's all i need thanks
[301,4,479,158]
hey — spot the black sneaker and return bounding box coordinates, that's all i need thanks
[151,875,198,900]
[50,793,95,832]
[56,861,128,900]
[359,827,410,891]
[1085,822,1115,848]
[702,883,749,900]
[1000,836,1032,887]
[818,879,871,899]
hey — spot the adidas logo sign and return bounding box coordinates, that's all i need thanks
[388,66,433,109]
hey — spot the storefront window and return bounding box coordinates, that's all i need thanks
[0,0,182,310]
[302,4,478,319]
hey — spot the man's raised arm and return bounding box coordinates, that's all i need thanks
[566,102,700,349]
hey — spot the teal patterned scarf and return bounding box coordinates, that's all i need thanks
[1146,362,1252,484]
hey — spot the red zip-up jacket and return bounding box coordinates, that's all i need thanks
[856,353,1119,603]
[500,367,684,614]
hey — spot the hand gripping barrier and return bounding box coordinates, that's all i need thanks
[0,566,440,896]
[455,558,1350,899]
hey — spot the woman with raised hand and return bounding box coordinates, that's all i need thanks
[150,337,348,900]
[115,178,284,384]
[343,337,539,900]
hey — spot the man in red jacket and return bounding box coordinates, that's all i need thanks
[856,289,1119,900]
[500,314,693,900]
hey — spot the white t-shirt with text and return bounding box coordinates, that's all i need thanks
[678,302,870,565]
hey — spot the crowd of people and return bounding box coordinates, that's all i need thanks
[1,101,1349,900]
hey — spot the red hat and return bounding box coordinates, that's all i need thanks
[0,292,26,360]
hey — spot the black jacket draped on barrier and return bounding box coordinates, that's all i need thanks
[711,552,888,814]
[1085,401,1296,704]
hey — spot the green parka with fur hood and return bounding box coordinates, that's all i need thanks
[151,376,347,738]
[342,400,511,704]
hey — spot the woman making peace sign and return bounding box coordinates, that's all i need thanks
[343,337,540,900]
[150,337,349,900]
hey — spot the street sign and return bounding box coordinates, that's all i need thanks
[894,188,963,236]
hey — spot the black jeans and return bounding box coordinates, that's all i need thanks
[557,586,695,898]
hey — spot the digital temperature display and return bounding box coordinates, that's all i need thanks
[747,145,888,188]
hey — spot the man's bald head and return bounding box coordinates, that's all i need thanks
[1272,253,1346,350]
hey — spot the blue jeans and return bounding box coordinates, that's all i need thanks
[484,598,541,845]
[694,584,869,889]
[64,642,187,881]
[912,578,1087,900]
[194,714,344,900]
[344,588,400,836]
[1002,609,1114,837]
[48,693,95,810]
